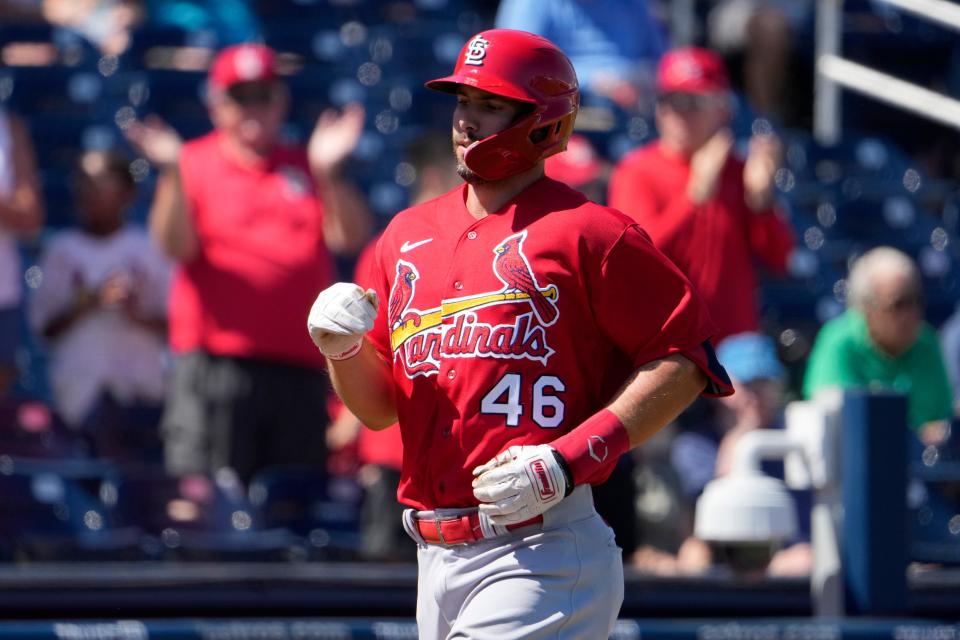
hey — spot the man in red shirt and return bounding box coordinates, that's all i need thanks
[608,47,795,342]
[308,29,732,638]
[125,44,372,482]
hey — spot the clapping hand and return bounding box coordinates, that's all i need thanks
[687,128,734,204]
[123,115,183,169]
[743,132,782,211]
[308,103,366,176]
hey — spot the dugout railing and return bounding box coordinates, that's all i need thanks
[814,0,960,144]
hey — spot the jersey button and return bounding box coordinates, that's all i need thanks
[467,231,478,240]
[447,369,456,380]
[441,427,451,437]
[453,281,463,290]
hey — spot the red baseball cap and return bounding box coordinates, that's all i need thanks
[208,43,277,92]
[544,134,602,187]
[656,47,729,95]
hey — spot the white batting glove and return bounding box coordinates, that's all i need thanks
[307,283,378,361]
[471,445,570,525]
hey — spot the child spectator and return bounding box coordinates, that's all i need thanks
[29,148,170,462]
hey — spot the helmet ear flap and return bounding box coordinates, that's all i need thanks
[531,118,571,147]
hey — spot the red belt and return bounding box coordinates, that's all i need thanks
[414,512,544,545]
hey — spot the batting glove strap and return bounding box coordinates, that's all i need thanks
[323,340,363,361]
[306,282,378,359]
[551,408,630,488]
[551,449,574,497]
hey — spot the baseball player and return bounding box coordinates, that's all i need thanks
[308,29,733,639]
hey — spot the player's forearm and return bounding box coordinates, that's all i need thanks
[148,168,198,262]
[609,353,707,447]
[549,353,706,490]
[316,171,372,255]
[327,341,397,429]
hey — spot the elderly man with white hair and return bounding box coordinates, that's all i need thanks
[803,246,952,443]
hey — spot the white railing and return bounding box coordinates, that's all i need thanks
[814,0,960,144]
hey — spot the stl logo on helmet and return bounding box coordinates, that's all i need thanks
[464,35,490,66]
[388,230,559,379]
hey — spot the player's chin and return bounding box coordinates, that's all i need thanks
[456,163,488,186]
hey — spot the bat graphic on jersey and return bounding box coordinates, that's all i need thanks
[492,233,558,325]
[388,231,559,351]
[389,287,559,350]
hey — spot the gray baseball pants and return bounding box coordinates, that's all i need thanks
[406,486,624,639]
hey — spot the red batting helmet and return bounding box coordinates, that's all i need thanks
[426,29,579,181]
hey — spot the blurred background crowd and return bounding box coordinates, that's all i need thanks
[1,0,960,578]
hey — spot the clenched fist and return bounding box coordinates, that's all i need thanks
[307,282,378,361]
[472,445,571,525]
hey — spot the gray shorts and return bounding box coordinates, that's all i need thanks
[410,487,624,640]
[161,352,330,483]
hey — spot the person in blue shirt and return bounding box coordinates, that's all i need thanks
[495,0,668,112]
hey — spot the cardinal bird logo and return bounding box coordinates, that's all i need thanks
[388,260,422,329]
[386,231,560,379]
[492,231,559,326]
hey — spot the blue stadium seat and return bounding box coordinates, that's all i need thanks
[103,468,305,561]
[782,131,915,194]
[121,24,194,69]
[118,68,210,123]
[248,465,362,560]
[0,468,151,561]
[0,398,89,460]
[0,65,113,118]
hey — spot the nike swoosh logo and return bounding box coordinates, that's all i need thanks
[400,238,433,253]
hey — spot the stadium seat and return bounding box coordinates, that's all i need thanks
[0,398,89,460]
[0,468,151,561]
[118,68,210,123]
[248,465,363,560]
[0,65,113,119]
[103,468,305,561]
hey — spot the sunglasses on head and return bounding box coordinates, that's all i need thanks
[227,82,280,107]
[876,292,924,313]
[658,92,721,113]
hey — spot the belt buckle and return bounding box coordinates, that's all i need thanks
[435,515,447,545]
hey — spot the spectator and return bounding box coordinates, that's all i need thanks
[634,331,812,577]
[495,0,668,112]
[608,47,794,342]
[0,107,44,403]
[143,0,259,47]
[706,0,814,124]
[28,149,170,461]
[804,247,952,443]
[124,43,372,483]
[44,0,144,56]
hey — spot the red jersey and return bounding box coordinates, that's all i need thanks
[608,141,795,342]
[171,131,335,369]
[367,178,732,510]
